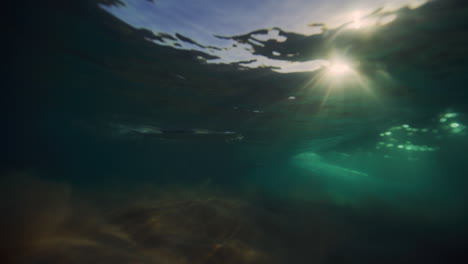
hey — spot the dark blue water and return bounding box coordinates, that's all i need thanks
[2,0,468,263]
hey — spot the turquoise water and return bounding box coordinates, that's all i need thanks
[2,0,468,263]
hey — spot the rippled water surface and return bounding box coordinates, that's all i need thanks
[2,0,468,263]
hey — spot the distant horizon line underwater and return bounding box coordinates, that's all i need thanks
[2,0,468,263]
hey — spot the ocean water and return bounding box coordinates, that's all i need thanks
[2,0,468,263]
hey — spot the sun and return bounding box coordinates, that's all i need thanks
[297,53,378,111]
[325,58,355,78]
[328,61,352,75]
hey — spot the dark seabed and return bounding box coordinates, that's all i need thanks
[2,0,468,263]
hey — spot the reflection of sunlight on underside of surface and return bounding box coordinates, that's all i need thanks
[346,10,398,29]
[99,0,429,73]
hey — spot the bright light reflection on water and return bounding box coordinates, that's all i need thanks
[99,0,429,72]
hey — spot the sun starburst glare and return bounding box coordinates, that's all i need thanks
[293,53,380,111]
[328,61,352,75]
[324,57,356,79]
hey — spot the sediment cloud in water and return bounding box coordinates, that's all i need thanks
[0,173,348,264]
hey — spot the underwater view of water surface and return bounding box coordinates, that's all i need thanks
[2,0,468,263]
